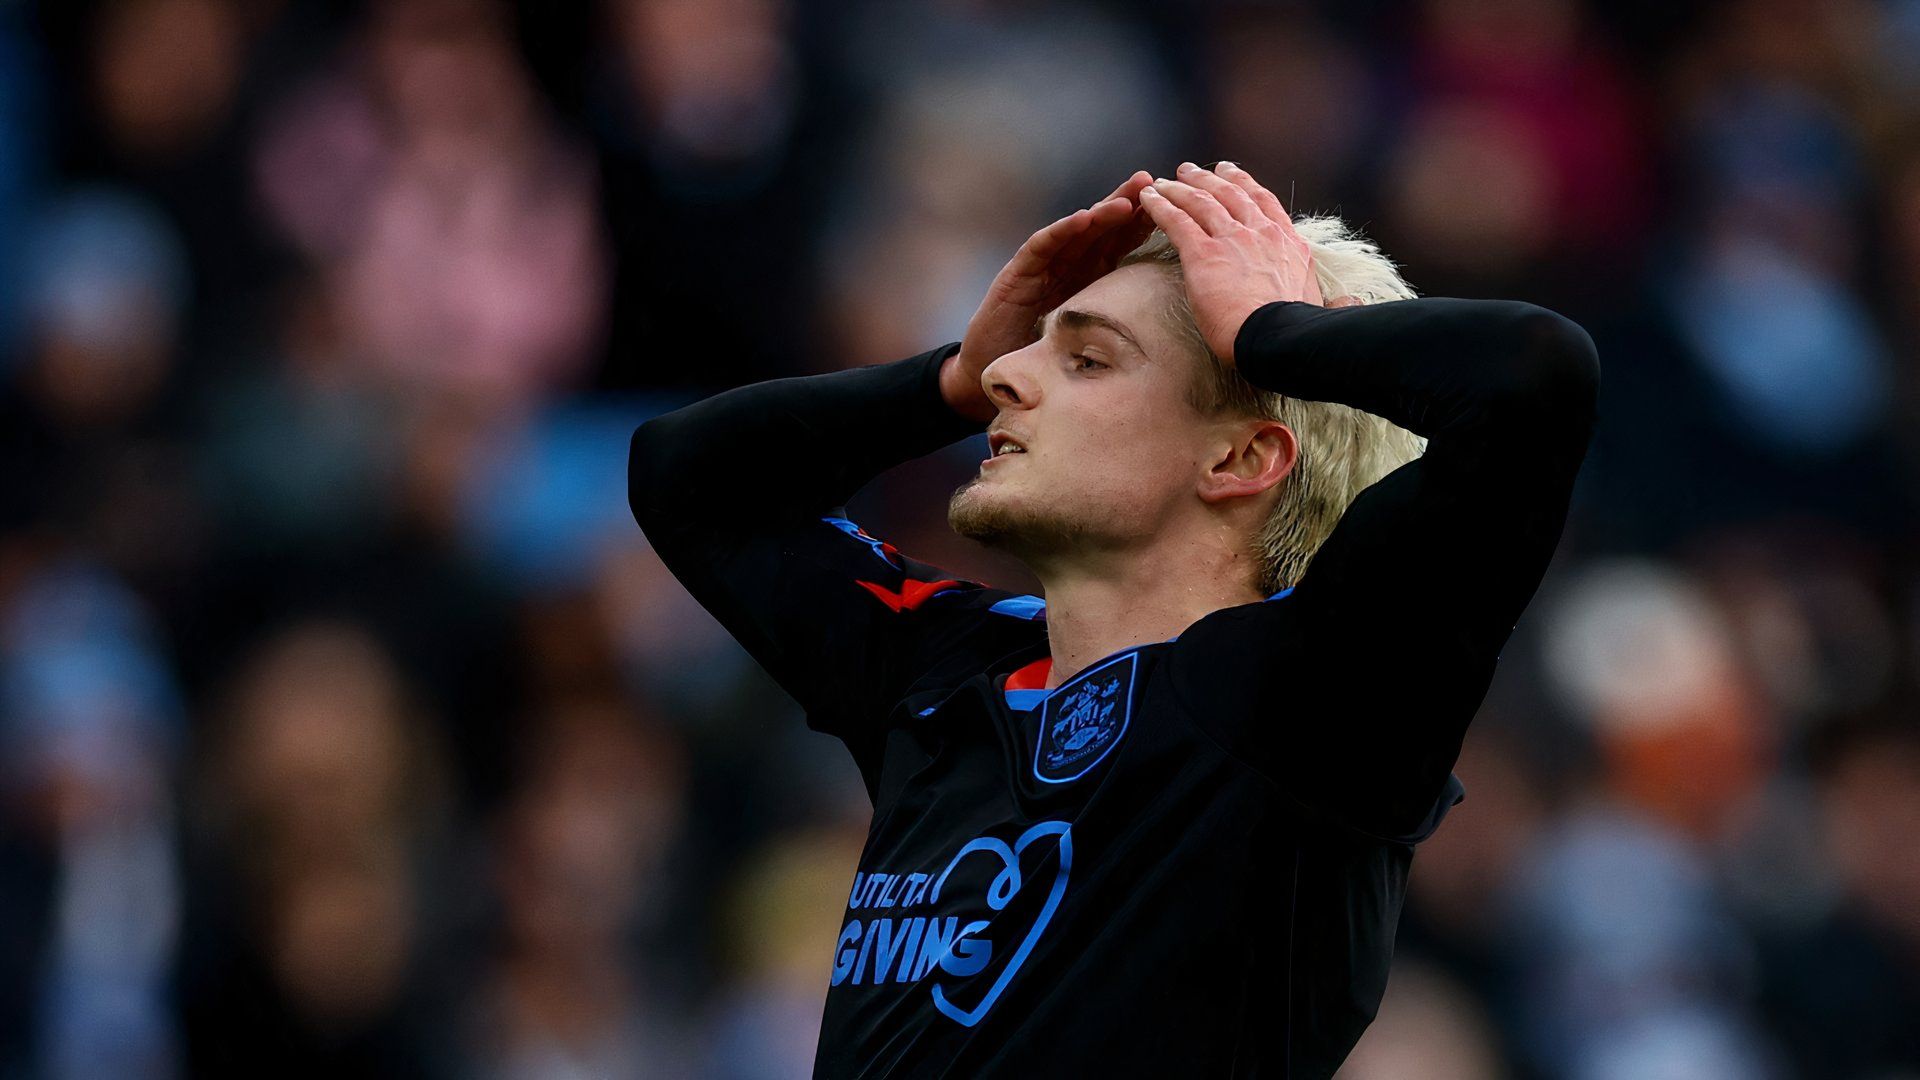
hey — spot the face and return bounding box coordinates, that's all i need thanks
[947,264,1226,561]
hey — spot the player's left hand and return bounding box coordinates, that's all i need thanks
[944,171,1157,421]
[1139,161,1354,368]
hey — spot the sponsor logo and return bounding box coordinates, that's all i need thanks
[831,821,1073,1028]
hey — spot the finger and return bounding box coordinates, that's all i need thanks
[1151,178,1237,236]
[1326,295,1362,308]
[1006,208,1095,277]
[1139,184,1210,250]
[1055,195,1137,264]
[1101,170,1154,206]
[1177,161,1264,228]
[1213,160,1297,234]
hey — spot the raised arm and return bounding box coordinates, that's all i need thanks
[630,174,1155,775]
[1229,295,1598,672]
[629,344,981,530]
[1149,164,1599,839]
[629,344,987,776]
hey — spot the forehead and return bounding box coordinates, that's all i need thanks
[1048,264,1185,363]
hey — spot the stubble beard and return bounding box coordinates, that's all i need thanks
[946,474,1087,558]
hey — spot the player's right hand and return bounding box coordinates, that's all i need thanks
[942,171,1156,422]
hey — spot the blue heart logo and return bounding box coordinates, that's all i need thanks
[924,820,1073,1027]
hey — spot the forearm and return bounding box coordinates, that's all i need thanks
[1174,298,1601,835]
[629,342,984,529]
[1232,298,1600,454]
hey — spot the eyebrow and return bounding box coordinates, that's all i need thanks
[1035,308,1147,357]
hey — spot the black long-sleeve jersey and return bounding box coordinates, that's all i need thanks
[628,297,1600,1078]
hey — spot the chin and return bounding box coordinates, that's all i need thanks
[947,476,1011,544]
[947,476,1077,554]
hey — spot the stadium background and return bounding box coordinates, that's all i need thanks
[2,0,1918,1076]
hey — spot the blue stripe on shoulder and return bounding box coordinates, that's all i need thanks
[989,595,1047,620]
[820,515,901,569]
[1266,586,1294,601]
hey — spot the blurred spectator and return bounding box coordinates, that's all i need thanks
[1336,961,1506,1080]
[0,4,45,357]
[605,0,799,184]
[1755,718,1920,1079]
[1504,806,1778,1077]
[468,700,691,1078]
[15,187,187,429]
[3,186,207,607]
[1667,192,1892,464]
[1398,727,1552,1031]
[1199,10,1381,213]
[196,276,404,553]
[588,0,829,391]
[254,0,607,413]
[0,558,183,1079]
[87,0,243,166]
[1384,0,1651,296]
[178,619,454,1077]
[703,824,868,1080]
[817,0,1178,367]
[1543,558,1770,840]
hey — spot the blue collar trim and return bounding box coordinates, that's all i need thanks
[1004,688,1050,712]
[990,586,1292,625]
[994,587,1293,708]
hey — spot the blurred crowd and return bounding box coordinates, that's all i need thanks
[0,0,1917,1077]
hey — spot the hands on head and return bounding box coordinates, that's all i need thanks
[944,162,1354,419]
[944,170,1154,421]
[1142,161,1373,363]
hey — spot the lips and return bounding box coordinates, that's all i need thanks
[984,431,1029,467]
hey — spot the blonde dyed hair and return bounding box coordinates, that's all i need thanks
[1117,217,1427,595]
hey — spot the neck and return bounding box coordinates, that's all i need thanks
[1029,525,1264,690]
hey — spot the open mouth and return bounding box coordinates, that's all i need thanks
[983,431,1028,467]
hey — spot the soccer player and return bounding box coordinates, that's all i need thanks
[629,161,1599,1077]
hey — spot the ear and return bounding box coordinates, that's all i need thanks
[1199,419,1296,505]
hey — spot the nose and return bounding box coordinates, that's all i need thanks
[981,342,1041,412]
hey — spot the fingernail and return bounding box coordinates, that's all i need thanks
[1154,177,1171,185]
[1177,161,1196,174]
[1217,160,1239,172]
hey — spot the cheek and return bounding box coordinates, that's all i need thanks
[1048,397,1197,498]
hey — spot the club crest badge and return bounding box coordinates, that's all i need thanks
[1034,652,1137,784]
